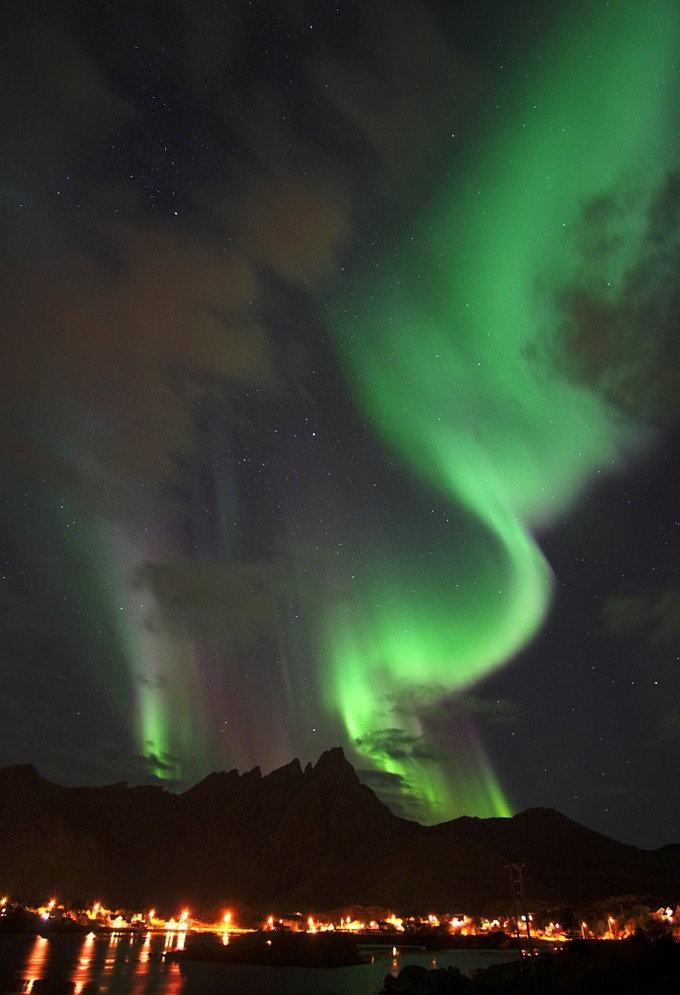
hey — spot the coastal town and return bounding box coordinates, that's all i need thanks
[2,893,679,994]
[2,893,678,946]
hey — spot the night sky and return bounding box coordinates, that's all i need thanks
[2,0,679,850]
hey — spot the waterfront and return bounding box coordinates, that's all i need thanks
[0,932,520,995]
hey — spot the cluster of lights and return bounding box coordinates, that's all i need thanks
[38,899,57,921]
[163,910,190,932]
[5,896,677,943]
[18,900,563,939]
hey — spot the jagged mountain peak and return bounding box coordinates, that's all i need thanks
[266,757,303,781]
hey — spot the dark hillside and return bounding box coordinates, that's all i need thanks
[1,752,678,911]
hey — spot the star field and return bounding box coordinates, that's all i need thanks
[0,0,679,849]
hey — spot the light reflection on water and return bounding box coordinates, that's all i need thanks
[24,936,50,988]
[0,932,519,995]
[0,931,186,995]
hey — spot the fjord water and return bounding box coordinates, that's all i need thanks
[0,932,519,994]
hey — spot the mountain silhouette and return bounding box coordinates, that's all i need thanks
[1,750,677,912]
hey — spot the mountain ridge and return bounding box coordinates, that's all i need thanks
[1,749,677,911]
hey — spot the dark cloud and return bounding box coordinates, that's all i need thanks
[354,727,443,763]
[135,673,170,690]
[603,584,680,651]
[135,559,289,645]
[0,225,275,512]
[389,685,519,726]
[136,750,181,775]
[308,0,480,193]
[555,171,680,430]
[0,2,127,182]
[356,766,424,822]
[356,767,411,792]
[0,0,477,529]
[442,693,520,725]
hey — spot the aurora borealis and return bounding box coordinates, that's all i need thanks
[325,1,680,821]
[1,0,680,848]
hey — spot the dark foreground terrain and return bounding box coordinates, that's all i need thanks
[170,929,680,993]
[172,929,365,967]
[384,936,680,994]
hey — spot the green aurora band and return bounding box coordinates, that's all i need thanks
[327,1,680,820]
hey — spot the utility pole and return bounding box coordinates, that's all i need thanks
[508,861,537,991]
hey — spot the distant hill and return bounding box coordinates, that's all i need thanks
[0,749,678,912]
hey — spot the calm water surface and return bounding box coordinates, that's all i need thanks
[0,932,519,995]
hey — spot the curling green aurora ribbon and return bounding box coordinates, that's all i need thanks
[325,0,680,818]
